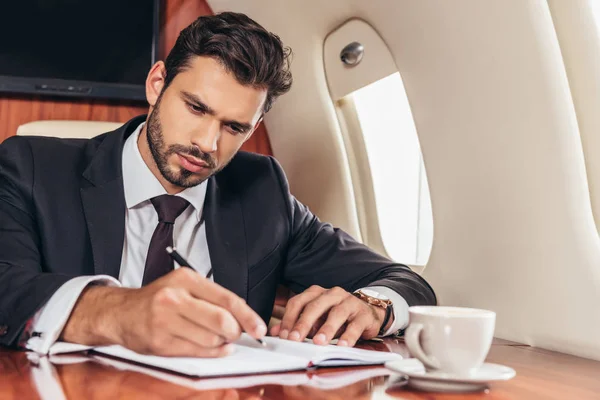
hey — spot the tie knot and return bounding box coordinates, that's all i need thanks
[151,195,190,224]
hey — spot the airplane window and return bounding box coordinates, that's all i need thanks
[349,72,432,265]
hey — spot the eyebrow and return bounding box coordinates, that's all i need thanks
[181,91,253,133]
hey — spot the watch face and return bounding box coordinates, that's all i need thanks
[360,289,389,301]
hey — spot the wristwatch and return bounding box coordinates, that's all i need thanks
[353,288,394,336]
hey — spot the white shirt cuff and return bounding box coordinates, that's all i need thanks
[360,286,409,337]
[26,275,121,354]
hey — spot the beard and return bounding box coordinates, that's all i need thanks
[145,94,219,188]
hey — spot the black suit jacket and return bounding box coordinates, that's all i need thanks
[0,115,436,347]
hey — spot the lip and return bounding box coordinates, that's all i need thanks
[177,153,209,173]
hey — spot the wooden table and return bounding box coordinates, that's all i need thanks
[2,338,600,399]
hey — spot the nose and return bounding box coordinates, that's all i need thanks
[191,119,220,154]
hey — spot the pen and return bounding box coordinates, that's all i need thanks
[166,245,213,279]
[165,246,267,348]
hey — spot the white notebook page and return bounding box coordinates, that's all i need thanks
[89,334,401,377]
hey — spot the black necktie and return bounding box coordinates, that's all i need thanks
[142,195,190,285]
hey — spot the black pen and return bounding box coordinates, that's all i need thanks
[166,245,213,279]
[165,246,267,348]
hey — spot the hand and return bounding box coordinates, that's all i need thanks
[269,285,386,347]
[61,268,267,357]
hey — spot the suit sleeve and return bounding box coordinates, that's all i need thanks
[0,137,73,347]
[269,157,437,307]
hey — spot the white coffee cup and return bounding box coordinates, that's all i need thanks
[404,306,496,376]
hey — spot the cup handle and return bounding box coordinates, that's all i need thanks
[405,323,440,370]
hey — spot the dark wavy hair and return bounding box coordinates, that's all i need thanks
[164,12,293,113]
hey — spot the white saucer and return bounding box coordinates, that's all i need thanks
[385,359,516,393]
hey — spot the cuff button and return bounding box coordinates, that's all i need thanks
[0,325,8,337]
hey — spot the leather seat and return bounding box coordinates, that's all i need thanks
[16,120,123,139]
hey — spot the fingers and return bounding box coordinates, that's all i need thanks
[175,291,242,342]
[338,312,374,347]
[142,289,234,357]
[270,323,281,336]
[287,287,350,342]
[279,285,324,340]
[312,301,355,345]
[305,314,328,339]
[168,268,267,340]
[169,308,232,348]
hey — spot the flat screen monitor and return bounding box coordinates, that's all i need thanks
[0,0,160,101]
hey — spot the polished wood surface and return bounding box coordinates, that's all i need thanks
[0,95,147,143]
[2,338,600,399]
[0,0,274,157]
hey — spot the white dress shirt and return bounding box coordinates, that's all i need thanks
[118,123,211,287]
[26,122,408,354]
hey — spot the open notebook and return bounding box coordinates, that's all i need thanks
[46,334,402,377]
[89,354,397,390]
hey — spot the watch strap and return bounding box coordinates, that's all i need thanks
[378,302,393,336]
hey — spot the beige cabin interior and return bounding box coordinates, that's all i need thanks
[213,0,600,362]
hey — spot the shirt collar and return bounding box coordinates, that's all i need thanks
[122,122,208,222]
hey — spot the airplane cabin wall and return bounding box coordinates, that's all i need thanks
[209,0,600,360]
[548,0,600,234]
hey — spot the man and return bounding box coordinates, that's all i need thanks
[0,12,436,357]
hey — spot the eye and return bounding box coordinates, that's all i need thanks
[227,125,245,135]
[187,103,205,115]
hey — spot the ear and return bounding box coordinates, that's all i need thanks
[242,116,264,144]
[145,61,167,107]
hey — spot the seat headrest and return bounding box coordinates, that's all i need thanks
[16,120,123,139]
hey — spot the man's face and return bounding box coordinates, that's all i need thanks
[144,56,267,189]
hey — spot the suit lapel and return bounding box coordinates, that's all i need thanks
[204,177,249,300]
[80,116,146,278]
[78,114,249,287]
[80,181,126,278]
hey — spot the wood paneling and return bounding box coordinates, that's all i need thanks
[0,0,273,156]
[0,95,146,142]
[160,0,214,59]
